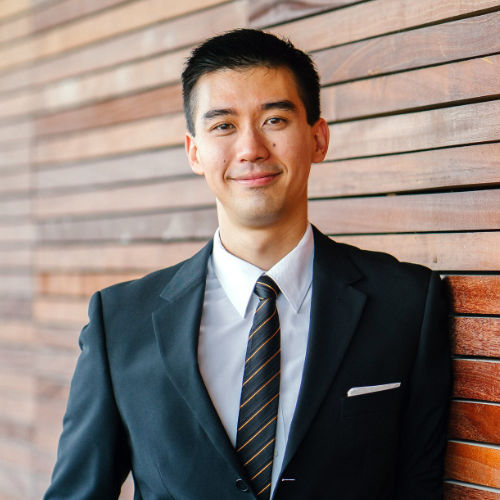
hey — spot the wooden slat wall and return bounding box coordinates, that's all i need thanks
[0,1,498,498]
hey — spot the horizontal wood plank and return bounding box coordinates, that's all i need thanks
[35,241,206,272]
[35,84,183,137]
[446,276,500,315]
[0,223,35,244]
[36,272,142,297]
[0,171,31,196]
[449,401,500,444]
[452,317,500,358]
[273,0,500,52]
[322,54,500,122]
[33,297,89,326]
[446,441,500,489]
[334,232,500,272]
[0,1,247,95]
[453,359,500,403]
[249,0,359,27]
[0,0,30,21]
[0,322,35,346]
[34,114,185,165]
[0,248,31,269]
[0,0,226,73]
[328,101,500,160]
[315,11,500,85]
[35,148,190,190]
[38,207,218,243]
[35,177,214,217]
[310,143,500,198]
[310,190,500,234]
[444,482,500,500]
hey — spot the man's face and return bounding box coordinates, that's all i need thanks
[185,65,329,231]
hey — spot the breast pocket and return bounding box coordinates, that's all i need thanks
[341,386,402,418]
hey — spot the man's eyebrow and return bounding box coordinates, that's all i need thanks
[261,100,297,112]
[202,108,235,121]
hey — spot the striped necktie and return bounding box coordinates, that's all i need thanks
[236,275,281,499]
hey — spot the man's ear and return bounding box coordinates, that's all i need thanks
[185,133,204,175]
[311,118,330,163]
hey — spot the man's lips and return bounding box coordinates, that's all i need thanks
[230,171,281,186]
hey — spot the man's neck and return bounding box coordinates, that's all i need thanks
[217,216,309,271]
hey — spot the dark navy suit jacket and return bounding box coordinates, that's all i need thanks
[44,227,451,499]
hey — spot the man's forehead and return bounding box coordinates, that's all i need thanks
[193,66,302,113]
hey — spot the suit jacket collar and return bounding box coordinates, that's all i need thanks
[152,227,367,486]
[282,227,366,470]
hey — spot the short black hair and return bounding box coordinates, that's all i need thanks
[182,29,321,135]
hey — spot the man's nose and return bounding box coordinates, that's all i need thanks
[235,126,270,163]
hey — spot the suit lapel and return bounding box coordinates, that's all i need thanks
[152,241,246,478]
[283,228,366,469]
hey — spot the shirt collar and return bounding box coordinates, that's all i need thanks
[211,224,314,318]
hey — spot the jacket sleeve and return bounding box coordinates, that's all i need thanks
[395,271,452,499]
[44,291,131,500]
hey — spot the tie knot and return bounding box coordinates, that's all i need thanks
[254,275,280,301]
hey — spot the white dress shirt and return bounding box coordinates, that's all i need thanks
[197,224,314,493]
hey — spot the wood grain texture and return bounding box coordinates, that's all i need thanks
[446,276,500,315]
[0,0,226,73]
[446,441,500,489]
[0,248,31,269]
[35,84,183,136]
[36,272,141,297]
[333,232,500,271]
[315,11,500,85]
[328,101,500,160]
[0,170,31,196]
[34,148,191,191]
[38,207,218,243]
[444,482,500,500]
[33,297,89,326]
[249,0,359,27]
[34,114,186,165]
[0,0,30,21]
[452,317,500,358]
[32,0,132,33]
[0,1,247,95]
[272,0,500,52]
[309,143,500,198]
[310,190,500,234]
[322,54,500,122]
[449,401,500,444]
[453,359,500,403]
[34,177,215,217]
[34,241,207,272]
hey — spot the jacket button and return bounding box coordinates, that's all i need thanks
[235,478,249,492]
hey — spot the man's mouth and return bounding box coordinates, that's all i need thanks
[231,171,281,186]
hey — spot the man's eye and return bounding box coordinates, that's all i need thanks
[266,117,286,126]
[213,123,234,131]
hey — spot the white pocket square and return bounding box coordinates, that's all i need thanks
[347,382,401,397]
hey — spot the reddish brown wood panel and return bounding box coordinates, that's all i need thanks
[315,11,500,85]
[34,241,206,272]
[309,143,500,198]
[38,208,218,243]
[273,0,500,52]
[34,148,190,191]
[310,189,500,235]
[449,401,500,444]
[0,0,226,73]
[328,101,500,160]
[322,54,500,121]
[32,0,132,33]
[34,177,214,218]
[35,84,183,137]
[249,0,359,27]
[444,482,500,499]
[446,276,500,315]
[0,2,247,95]
[453,360,500,403]
[446,441,500,489]
[452,317,500,358]
[336,232,500,271]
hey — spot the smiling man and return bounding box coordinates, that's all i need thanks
[45,29,451,500]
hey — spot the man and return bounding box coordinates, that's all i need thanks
[45,29,451,499]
